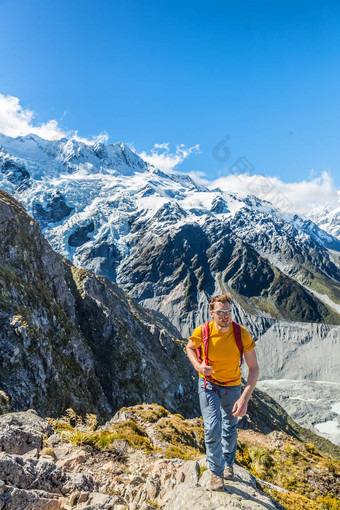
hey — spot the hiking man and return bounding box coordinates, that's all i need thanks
[186,294,259,491]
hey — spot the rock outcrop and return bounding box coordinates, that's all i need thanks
[0,409,52,455]
[1,407,339,510]
[0,190,197,420]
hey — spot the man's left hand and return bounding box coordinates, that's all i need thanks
[232,398,248,417]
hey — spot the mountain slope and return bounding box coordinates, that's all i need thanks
[0,189,198,419]
[117,217,340,336]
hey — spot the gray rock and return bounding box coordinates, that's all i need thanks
[0,453,93,494]
[179,460,200,486]
[68,491,121,509]
[162,464,284,510]
[0,191,199,419]
[0,409,52,454]
[33,190,73,223]
[0,485,62,510]
[255,320,340,383]
[68,222,94,247]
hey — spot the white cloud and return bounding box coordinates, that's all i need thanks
[209,170,338,213]
[0,94,107,144]
[73,131,109,145]
[0,94,65,140]
[138,143,200,172]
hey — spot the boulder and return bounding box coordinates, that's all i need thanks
[0,485,63,510]
[161,464,285,510]
[0,454,93,494]
[0,410,52,455]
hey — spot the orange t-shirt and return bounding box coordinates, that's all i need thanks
[189,321,255,386]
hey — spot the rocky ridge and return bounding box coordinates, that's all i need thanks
[0,405,339,510]
[116,219,340,336]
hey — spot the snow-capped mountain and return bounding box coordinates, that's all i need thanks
[0,133,339,337]
[305,195,340,241]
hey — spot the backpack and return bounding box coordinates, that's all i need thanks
[196,320,244,391]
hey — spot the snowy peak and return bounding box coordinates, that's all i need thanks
[109,142,149,173]
[305,195,340,241]
[0,132,61,162]
[0,132,338,250]
[0,133,150,180]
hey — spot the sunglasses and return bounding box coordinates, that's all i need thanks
[213,310,232,316]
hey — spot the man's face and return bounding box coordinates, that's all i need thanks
[210,301,232,328]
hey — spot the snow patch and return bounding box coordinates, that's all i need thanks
[314,420,340,435]
[331,402,340,415]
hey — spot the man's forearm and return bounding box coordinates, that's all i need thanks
[186,344,200,372]
[241,365,259,402]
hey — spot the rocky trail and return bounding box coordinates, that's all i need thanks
[0,409,285,510]
[1,405,339,510]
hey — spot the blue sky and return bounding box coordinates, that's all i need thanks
[1,0,340,191]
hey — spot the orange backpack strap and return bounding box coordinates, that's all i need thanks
[232,321,244,366]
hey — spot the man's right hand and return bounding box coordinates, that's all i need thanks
[199,360,213,376]
[185,339,213,376]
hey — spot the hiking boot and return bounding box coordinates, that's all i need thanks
[210,473,225,491]
[224,465,234,480]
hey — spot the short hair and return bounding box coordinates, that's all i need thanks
[209,294,233,311]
